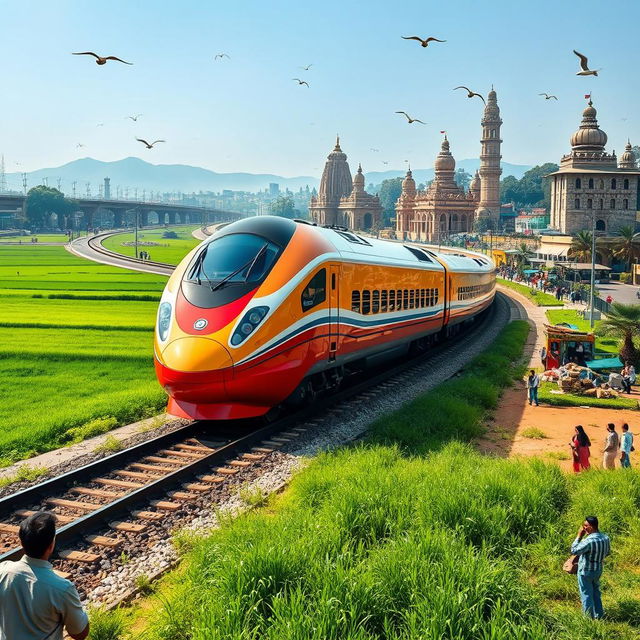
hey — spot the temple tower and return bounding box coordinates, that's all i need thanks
[476,88,502,227]
[309,136,353,226]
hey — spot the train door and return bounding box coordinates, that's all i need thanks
[328,264,340,362]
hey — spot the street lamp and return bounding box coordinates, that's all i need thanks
[135,209,139,259]
[589,208,596,328]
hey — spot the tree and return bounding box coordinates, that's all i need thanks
[599,302,640,367]
[26,185,75,229]
[500,175,520,203]
[569,230,593,262]
[612,225,640,271]
[269,195,298,219]
[498,163,559,209]
[473,217,494,233]
[378,177,403,226]
[514,242,532,268]
[454,168,472,190]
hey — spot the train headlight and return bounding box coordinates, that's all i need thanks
[231,306,269,346]
[158,302,172,342]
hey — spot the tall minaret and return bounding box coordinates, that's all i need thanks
[476,87,502,227]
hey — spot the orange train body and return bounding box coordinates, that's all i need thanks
[154,217,496,420]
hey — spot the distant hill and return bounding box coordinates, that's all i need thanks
[5,157,319,195]
[5,156,533,195]
[364,160,533,187]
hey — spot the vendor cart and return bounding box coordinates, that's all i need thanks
[542,324,595,369]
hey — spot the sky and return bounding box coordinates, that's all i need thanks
[1,0,640,181]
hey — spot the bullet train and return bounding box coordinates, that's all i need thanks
[154,216,495,420]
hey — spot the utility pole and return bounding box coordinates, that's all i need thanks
[135,209,139,259]
[22,173,28,194]
[86,182,91,198]
[57,177,62,192]
[72,181,77,198]
[589,209,596,328]
[134,188,138,201]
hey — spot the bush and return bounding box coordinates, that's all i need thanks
[619,272,632,284]
[162,231,179,239]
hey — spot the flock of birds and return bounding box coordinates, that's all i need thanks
[69,42,603,163]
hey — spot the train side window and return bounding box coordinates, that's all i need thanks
[381,290,388,313]
[389,289,395,311]
[362,290,371,314]
[429,288,433,306]
[351,290,361,313]
[408,290,413,309]
[301,269,326,312]
[434,289,439,305]
[420,289,426,308]
[372,290,380,313]
[403,289,409,310]
[397,289,403,310]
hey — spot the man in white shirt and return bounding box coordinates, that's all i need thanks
[0,511,89,640]
[525,369,540,406]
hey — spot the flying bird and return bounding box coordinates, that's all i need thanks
[382,161,389,165]
[72,52,132,65]
[96,123,104,127]
[539,93,558,100]
[395,111,426,124]
[214,53,230,60]
[76,143,85,148]
[127,114,143,122]
[402,36,446,47]
[573,50,599,76]
[136,138,165,149]
[454,86,486,104]
[370,148,380,152]
[292,78,309,87]
[299,64,313,70]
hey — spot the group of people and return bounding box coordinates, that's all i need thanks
[570,422,634,471]
[139,250,152,261]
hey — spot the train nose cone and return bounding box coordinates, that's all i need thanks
[160,337,232,373]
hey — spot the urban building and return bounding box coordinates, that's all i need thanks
[515,208,550,234]
[269,183,280,196]
[548,100,640,235]
[395,137,480,241]
[309,138,382,230]
[395,88,503,241]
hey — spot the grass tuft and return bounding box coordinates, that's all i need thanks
[522,427,548,439]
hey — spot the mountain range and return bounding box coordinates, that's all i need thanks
[5,157,533,195]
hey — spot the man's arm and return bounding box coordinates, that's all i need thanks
[570,527,591,555]
[62,583,90,640]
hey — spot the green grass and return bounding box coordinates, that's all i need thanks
[101,225,201,265]
[0,244,174,465]
[497,277,564,306]
[133,320,640,639]
[522,426,548,439]
[1,234,69,243]
[538,381,638,410]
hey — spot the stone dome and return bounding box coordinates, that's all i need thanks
[352,164,365,190]
[470,170,481,194]
[570,101,608,150]
[401,168,416,196]
[435,137,456,172]
[619,141,636,169]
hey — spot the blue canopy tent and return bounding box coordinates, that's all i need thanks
[585,356,623,371]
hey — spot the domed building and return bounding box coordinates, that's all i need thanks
[548,100,640,234]
[309,137,382,230]
[395,136,481,241]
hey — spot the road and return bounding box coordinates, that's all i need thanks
[597,281,640,305]
[68,234,174,276]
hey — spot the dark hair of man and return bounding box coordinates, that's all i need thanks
[622,423,629,432]
[19,511,56,558]
[585,515,599,530]
[607,423,615,431]
[529,369,535,375]
[575,425,590,447]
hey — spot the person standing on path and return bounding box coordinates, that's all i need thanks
[570,425,591,472]
[602,423,619,469]
[525,369,540,406]
[0,512,89,640]
[620,423,634,468]
[570,516,611,619]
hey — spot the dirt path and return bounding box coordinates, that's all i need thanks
[480,286,639,471]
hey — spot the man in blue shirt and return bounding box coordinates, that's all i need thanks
[620,423,634,468]
[570,515,611,619]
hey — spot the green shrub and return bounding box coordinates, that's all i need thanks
[88,606,126,640]
[522,427,547,439]
[64,416,118,444]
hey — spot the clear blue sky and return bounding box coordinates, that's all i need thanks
[1,0,639,178]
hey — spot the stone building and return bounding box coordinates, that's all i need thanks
[476,88,503,227]
[395,137,480,241]
[309,138,382,231]
[548,100,640,235]
[395,87,503,240]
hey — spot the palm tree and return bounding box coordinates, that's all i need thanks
[514,242,532,268]
[599,302,640,367]
[612,226,640,271]
[569,230,593,262]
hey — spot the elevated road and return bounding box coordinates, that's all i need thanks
[69,231,175,276]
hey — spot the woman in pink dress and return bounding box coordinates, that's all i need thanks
[570,425,591,472]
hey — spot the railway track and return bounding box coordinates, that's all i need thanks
[0,294,507,588]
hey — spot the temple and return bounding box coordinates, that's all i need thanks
[548,100,640,234]
[309,137,382,230]
[396,88,503,241]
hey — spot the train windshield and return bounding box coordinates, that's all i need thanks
[188,234,280,286]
